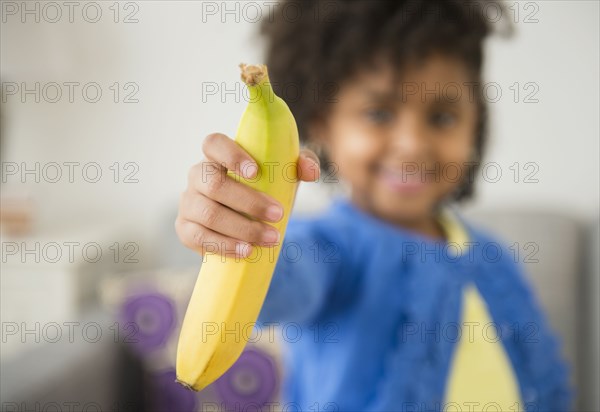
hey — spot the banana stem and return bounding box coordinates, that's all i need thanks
[239,63,267,86]
[239,63,273,105]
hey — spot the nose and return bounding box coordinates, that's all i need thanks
[388,111,428,160]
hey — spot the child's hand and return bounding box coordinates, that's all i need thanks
[176,132,320,258]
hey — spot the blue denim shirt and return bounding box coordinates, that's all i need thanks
[257,198,572,411]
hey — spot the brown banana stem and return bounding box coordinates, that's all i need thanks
[239,63,267,86]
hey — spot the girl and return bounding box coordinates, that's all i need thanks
[176,1,571,410]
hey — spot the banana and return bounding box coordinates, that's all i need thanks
[176,64,300,391]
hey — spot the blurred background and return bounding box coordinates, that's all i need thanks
[1,1,598,411]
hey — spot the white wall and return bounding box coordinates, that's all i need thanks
[475,0,599,219]
[1,0,598,258]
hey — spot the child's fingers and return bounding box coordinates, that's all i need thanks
[297,149,321,182]
[202,132,258,179]
[175,217,252,258]
[189,160,284,223]
[179,191,280,246]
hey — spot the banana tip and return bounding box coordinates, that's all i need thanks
[175,377,200,392]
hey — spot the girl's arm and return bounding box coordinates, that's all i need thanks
[258,218,345,325]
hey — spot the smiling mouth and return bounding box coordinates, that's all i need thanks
[378,167,429,193]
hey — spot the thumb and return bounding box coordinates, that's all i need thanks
[297,149,321,182]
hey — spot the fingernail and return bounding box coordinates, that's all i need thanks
[262,228,280,243]
[236,242,252,257]
[265,205,283,221]
[241,161,257,179]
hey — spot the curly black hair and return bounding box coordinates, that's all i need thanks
[259,0,509,201]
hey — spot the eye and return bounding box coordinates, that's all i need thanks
[429,111,457,128]
[365,108,394,124]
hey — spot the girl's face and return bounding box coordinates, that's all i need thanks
[318,54,478,235]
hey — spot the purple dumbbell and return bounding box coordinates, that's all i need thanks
[214,347,278,408]
[119,292,176,353]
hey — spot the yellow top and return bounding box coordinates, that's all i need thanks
[438,209,524,411]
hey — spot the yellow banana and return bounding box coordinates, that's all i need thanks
[176,64,300,391]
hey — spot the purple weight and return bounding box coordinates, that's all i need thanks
[119,292,176,353]
[214,347,278,408]
[152,369,197,412]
